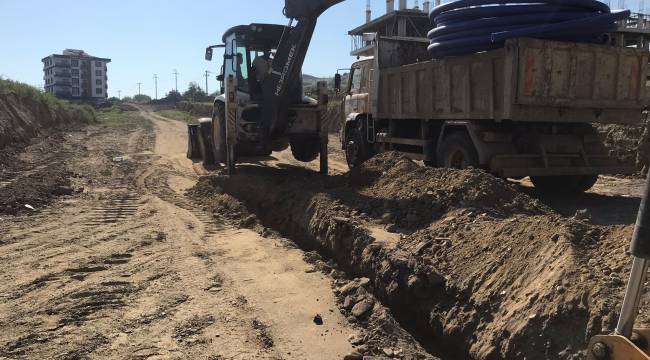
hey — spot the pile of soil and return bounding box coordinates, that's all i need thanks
[191,153,646,360]
[0,92,93,150]
[0,164,73,215]
[599,121,650,172]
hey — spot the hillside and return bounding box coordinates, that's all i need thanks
[0,79,95,150]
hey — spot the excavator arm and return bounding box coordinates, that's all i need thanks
[260,0,345,138]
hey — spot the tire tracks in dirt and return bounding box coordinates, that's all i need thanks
[0,108,364,359]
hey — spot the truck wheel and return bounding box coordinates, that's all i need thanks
[437,132,479,169]
[574,175,599,193]
[530,175,598,194]
[198,119,215,167]
[345,124,373,168]
[211,103,227,164]
[290,136,320,162]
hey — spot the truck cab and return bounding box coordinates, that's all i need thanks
[344,58,373,116]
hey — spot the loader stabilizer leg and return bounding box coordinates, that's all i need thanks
[227,144,236,176]
[587,331,650,359]
[320,137,328,176]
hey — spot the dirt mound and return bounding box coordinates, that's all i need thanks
[191,154,646,359]
[598,120,650,173]
[353,153,547,223]
[0,164,72,215]
[0,89,94,150]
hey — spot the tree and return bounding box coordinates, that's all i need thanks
[133,94,152,103]
[182,82,208,102]
[122,96,133,103]
[162,90,182,104]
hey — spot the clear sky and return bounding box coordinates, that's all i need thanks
[0,0,392,98]
[0,0,642,98]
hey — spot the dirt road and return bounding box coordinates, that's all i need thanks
[0,109,365,359]
[3,105,648,360]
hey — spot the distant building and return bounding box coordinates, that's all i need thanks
[348,2,431,57]
[42,49,111,100]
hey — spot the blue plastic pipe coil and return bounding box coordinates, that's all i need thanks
[427,0,631,58]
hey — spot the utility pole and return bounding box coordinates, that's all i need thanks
[117,90,121,100]
[173,69,179,92]
[153,74,158,100]
[204,70,211,94]
[137,82,142,96]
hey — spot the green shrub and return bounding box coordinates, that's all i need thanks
[0,77,96,124]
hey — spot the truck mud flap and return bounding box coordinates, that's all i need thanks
[186,124,201,160]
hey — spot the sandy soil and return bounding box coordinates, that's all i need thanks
[0,108,378,359]
[2,105,647,360]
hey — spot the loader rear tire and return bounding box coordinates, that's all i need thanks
[211,103,227,164]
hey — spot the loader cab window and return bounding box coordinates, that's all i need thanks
[235,45,250,93]
[224,34,251,94]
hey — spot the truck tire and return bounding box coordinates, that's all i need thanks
[198,119,215,167]
[344,123,373,168]
[211,103,227,164]
[530,175,598,194]
[290,136,320,162]
[437,132,479,169]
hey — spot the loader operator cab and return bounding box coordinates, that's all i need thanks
[216,24,287,102]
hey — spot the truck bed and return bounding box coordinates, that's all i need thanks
[377,38,649,125]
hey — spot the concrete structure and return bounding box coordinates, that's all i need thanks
[42,49,111,100]
[614,12,650,49]
[349,5,430,56]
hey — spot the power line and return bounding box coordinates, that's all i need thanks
[137,82,142,96]
[173,69,179,92]
[117,90,121,100]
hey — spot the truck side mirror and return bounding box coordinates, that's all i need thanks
[334,73,341,92]
[205,47,213,61]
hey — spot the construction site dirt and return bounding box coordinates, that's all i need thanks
[1,108,648,360]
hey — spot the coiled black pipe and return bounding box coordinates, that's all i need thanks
[427,0,630,58]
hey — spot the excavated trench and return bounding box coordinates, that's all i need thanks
[190,153,648,360]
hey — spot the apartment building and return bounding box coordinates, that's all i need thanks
[42,49,111,100]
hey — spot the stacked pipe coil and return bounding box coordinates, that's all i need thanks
[427,0,631,58]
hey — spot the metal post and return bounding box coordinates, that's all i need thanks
[615,171,650,338]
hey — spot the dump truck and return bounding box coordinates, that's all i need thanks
[188,0,344,175]
[338,35,649,193]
